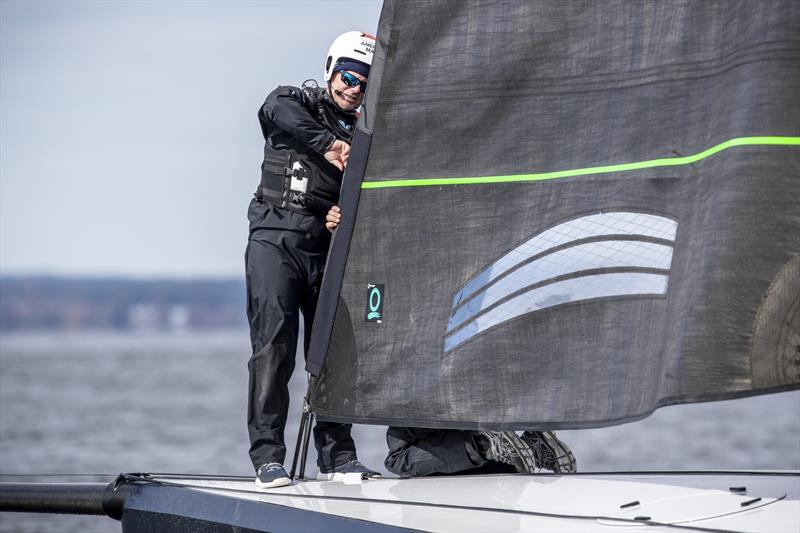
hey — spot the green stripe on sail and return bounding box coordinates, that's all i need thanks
[361,136,800,189]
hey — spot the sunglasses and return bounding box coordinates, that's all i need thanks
[339,71,367,93]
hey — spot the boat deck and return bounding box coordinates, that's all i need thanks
[116,471,800,532]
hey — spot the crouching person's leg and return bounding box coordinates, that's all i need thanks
[384,427,516,477]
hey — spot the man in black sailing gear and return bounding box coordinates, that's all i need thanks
[246,31,380,489]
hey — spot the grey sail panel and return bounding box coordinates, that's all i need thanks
[307,0,800,429]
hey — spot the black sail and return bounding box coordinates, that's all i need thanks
[307,0,800,429]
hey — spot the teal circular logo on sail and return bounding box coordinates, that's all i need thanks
[366,284,384,322]
[369,289,381,313]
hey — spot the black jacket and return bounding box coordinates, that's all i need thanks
[258,85,357,208]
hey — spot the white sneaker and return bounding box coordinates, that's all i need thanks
[478,431,537,472]
[317,460,381,481]
[521,431,577,473]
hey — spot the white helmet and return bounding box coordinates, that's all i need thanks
[324,31,376,82]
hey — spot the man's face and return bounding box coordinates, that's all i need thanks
[329,70,367,111]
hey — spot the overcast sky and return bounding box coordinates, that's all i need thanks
[0,0,383,277]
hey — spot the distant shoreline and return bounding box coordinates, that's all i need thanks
[1,276,247,332]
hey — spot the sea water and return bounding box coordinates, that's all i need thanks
[1,331,798,533]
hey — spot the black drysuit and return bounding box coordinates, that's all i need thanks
[245,85,357,472]
[385,427,517,478]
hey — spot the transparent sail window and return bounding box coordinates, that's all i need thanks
[453,212,677,306]
[448,239,674,330]
[444,272,669,353]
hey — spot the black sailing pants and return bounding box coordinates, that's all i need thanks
[245,200,356,472]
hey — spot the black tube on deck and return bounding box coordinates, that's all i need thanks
[0,481,130,519]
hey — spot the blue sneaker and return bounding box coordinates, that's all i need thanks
[255,462,291,489]
[317,460,381,481]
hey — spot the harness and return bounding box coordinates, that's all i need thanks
[255,153,332,216]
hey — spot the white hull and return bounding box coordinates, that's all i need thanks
[146,471,800,532]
